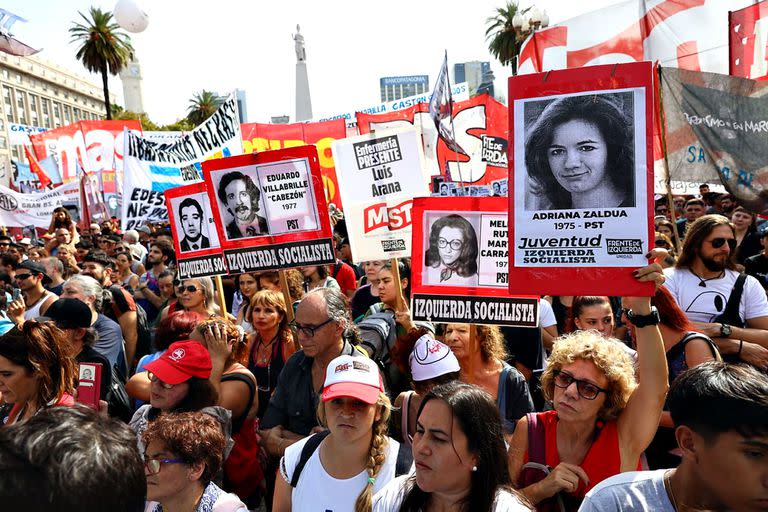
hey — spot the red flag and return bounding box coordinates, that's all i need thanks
[24,146,51,189]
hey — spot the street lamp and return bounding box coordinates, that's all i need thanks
[510,4,549,74]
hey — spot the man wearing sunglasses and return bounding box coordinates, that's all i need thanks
[664,214,768,370]
[260,288,366,460]
[8,260,57,323]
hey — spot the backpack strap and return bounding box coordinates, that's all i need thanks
[220,372,257,434]
[526,412,546,465]
[290,430,330,488]
[674,332,722,362]
[497,366,512,418]
[395,439,413,476]
[722,273,748,326]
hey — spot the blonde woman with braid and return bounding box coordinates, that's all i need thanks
[273,355,407,512]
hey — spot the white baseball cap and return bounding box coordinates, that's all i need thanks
[322,355,383,404]
[409,333,461,382]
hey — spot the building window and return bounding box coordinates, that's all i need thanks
[53,102,60,119]
[11,146,19,160]
[63,105,71,123]
[1,70,7,79]
[15,74,21,83]
[0,136,7,150]
[73,107,81,120]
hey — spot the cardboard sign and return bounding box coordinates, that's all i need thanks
[332,126,429,262]
[203,145,334,273]
[508,62,655,297]
[410,197,539,327]
[165,183,228,279]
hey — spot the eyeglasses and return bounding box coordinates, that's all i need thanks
[0,242,10,247]
[709,237,737,250]
[177,285,199,294]
[656,208,668,214]
[438,238,463,250]
[289,317,334,337]
[114,247,126,253]
[553,369,608,400]
[144,458,185,475]
[14,273,33,281]
[148,372,175,390]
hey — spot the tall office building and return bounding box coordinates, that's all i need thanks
[235,89,247,123]
[453,61,494,97]
[379,75,429,102]
[0,53,112,185]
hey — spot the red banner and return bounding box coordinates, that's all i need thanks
[241,119,346,209]
[30,120,142,194]
[730,1,768,80]
[357,94,509,188]
[518,0,750,75]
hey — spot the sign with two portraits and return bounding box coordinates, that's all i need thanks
[202,145,335,274]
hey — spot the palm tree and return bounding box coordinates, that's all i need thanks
[186,90,224,126]
[485,1,530,75]
[70,7,133,120]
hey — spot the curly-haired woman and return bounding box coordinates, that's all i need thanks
[508,261,668,511]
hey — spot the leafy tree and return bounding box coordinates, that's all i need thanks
[485,1,530,75]
[70,7,133,120]
[186,90,223,127]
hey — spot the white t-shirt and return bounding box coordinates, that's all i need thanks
[539,298,556,328]
[373,473,531,512]
[578,469,675,512]
[663,268,768,323]
[281,433,401,512]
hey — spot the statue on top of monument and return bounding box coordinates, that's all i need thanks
[293,24,306,62]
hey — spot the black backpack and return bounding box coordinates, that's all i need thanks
[289,430,412,488]
[105,363,133,422]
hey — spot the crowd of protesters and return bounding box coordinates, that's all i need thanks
[0,185,766,512]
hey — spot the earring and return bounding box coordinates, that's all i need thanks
[472,465,477,472]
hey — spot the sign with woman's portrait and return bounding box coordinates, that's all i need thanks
[165,182,227,279]
[508,62,655,296]
[410,197,539,326]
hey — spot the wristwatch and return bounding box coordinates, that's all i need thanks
[720,323,732,337]
[626,307,660,328]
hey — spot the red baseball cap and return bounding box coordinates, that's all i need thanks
[145,341,212,385]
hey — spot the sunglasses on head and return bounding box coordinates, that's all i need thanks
[709,237,737,250]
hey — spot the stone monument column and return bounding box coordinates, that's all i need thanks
[294,25,313,122]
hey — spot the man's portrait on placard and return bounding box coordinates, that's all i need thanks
[521,91,637,211]
[214,170,269,240]
[177,197,210,252]
[423,213,480,287]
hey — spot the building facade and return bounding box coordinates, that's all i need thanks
[453,61,494,97]
[0,53,111,185]
[379,75,429,102]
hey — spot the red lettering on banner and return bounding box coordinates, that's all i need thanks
[387,200,412,231]
[363,199,413,233]
[364,202,388,233]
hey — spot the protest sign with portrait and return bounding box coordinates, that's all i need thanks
[203,145,334,273]
[410,197,539,326]
[165,183,227,279]
[508,62,655,296]
[332,126,430,262]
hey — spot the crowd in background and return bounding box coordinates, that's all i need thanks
[0,185,766,512]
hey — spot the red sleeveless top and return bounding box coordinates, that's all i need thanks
[524,410,640,499]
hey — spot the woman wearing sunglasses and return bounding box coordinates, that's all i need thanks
[143,411,247,512]
[508,256,668,511]
[177,277,219,320]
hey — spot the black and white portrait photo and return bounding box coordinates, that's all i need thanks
[423,214,480,287]
[521,91,637,211]
[178,197,210,252]
[216,170,269,240]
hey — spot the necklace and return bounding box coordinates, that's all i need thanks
[664,469,678,511]
[255,334,279,364]
[690,269,724,287]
